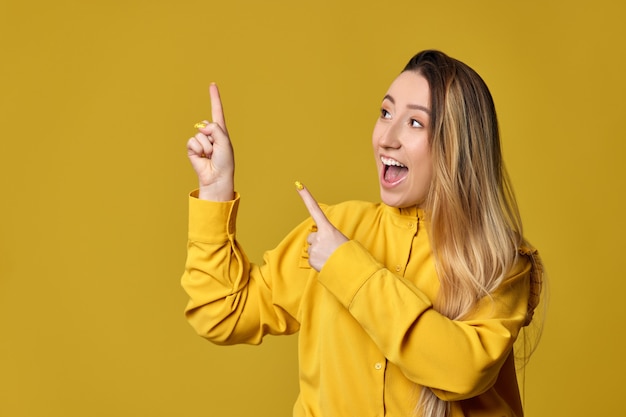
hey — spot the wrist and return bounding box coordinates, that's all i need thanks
[197,180,235,201]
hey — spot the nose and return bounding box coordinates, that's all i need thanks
[377,120,401,149]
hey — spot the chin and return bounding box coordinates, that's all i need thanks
[380,191,408,208]
[380,189,425,209]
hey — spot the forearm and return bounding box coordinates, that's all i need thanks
[181,193,258,343]
[181,192,305,344]
[318,240,530,399]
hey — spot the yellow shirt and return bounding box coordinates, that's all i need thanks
[182,192,538,417]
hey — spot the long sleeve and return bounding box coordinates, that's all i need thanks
[182,195,538,416]
[181,192,311,345]
[317,223,532,401]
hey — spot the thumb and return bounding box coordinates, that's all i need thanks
[295,181,333,229]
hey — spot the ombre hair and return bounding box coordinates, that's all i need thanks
[403,50,540,417]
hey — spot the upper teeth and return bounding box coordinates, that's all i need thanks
[381,156,405,167]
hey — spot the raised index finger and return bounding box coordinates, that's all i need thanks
[295,181,332,228]
[209,83,227,131]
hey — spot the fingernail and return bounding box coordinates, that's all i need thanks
[194,122,207,129]
[294,181,304,191]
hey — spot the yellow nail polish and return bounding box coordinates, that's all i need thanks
[194,122,207,129]
[294,181,304,191]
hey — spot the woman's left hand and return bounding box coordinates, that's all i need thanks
[296,183,349,272]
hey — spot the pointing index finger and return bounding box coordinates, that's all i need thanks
[209,83,227,131]
[295,181,332,228]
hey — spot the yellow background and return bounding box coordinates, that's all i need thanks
[1,0,624,416]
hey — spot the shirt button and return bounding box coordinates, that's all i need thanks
[374,362,383,370]
[407,222,414,228]
[395,265,402,272]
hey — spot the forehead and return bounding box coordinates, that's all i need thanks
[385,71,431,108]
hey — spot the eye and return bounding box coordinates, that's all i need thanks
[411,119,423,128]
[380,108,391,119]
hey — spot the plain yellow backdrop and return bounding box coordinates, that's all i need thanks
[1,0,624,416]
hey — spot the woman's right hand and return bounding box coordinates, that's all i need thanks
[186,83,235,201]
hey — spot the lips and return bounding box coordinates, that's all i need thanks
[381,156,408,185]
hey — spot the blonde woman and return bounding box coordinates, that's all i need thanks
[183,50,543,417]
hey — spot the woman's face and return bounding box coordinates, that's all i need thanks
[372,71,433,208]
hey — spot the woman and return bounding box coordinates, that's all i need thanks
[183,50,543,417]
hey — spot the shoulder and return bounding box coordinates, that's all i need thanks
[500,243,544,327]
[505,243,542,279]
[517,244,544,326]
[286,200,382,239]
[323,199,381,213]
[321,200,383,221]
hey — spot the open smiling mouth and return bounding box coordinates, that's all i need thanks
[381,156,408,183]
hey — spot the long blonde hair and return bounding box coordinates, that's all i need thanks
[403,50,534,416]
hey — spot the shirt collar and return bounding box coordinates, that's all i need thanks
[382,203,426,227]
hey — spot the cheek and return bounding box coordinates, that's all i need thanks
[422,153,434,182]
[411,146,433,185]
[423,165,434,189]
[422,158,434,195]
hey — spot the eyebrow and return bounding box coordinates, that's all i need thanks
[383,94,431,115]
